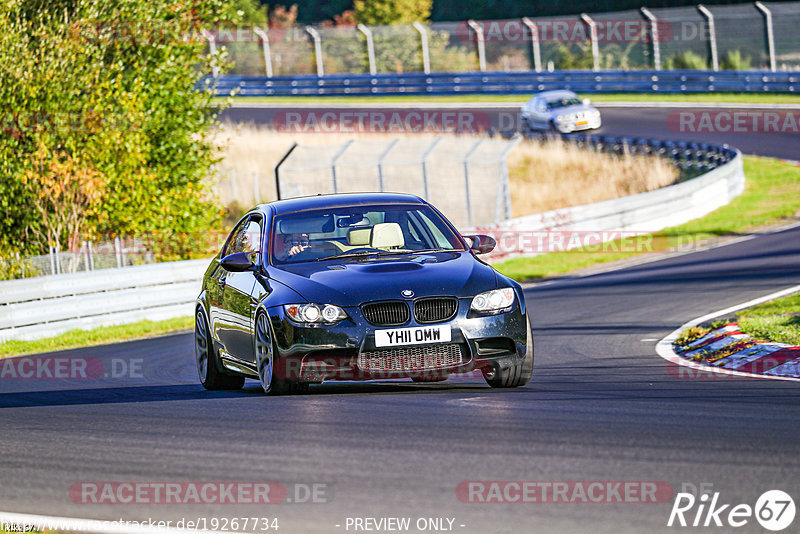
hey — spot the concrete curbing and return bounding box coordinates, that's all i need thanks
[655,285,800,382]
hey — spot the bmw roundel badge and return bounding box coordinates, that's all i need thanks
[401,289,414,298]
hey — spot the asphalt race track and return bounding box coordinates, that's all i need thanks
[220,102,800,160]
[2,103,800,534]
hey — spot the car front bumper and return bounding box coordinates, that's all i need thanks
[557,117,602,133]
[266,296,529,382]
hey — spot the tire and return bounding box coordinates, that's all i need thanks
[195,309,245,391]
[484,317,534,388]
[255,311,309,395]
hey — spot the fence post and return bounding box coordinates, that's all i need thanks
[420,137,442,200]
[498,135,522,222]
[82,241,90,271]
[640,8,661,71]
[377,139,399,192]
[49,246,56,276]
[580,14,600,71]
[754,2,777,72]
[114,236,122,268]
[521,18,542,73]
[467,20,486,72]
[463,139,483,227]
[331,140,354,194]
[200,29,219,78]
[412,22,431,75]
[306,26,324,76]
[253,27,274,77]
[274,143,298,200]
[88,241,94,271]
[697,5,719,71]
[357,24,377,75]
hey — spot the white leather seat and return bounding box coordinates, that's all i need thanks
[347,227,372,246]
[370,222,404,249]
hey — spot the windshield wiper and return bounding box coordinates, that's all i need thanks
[314,250,379,261]
[315,248,453,262]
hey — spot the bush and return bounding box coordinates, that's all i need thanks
[720,50,752,70]
[0,0,235,259]
[664,50,708,70]
[0,253,40,281]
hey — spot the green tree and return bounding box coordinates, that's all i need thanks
[354,0,431,25]
[0,0,234,259]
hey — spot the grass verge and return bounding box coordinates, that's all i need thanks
[494,156,800,281]
[222,93,800,105]
[736,292,800,346]
[0,316,194,358]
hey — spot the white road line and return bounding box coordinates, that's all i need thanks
[655,284,800,382]
[0,511,233,534]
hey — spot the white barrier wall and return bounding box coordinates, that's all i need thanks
[0,260,208,343]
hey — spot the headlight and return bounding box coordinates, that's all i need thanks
[284,304,347,324]
[470,288,515,313]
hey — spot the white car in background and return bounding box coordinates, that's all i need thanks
[520,90,602,134]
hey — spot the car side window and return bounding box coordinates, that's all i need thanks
[225,215,263,256]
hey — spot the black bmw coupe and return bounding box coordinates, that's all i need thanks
[195,193,533,394]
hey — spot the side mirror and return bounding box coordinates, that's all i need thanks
[582,98,591,106]
[221,251,256,272]
[464,234,496,255]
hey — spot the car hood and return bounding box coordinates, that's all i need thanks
[267,251,497,306]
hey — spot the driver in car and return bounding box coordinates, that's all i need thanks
[274,232,311,259]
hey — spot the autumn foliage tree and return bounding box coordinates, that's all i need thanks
[0,0,238,260]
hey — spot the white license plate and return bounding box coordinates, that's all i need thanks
[375,325,451,347]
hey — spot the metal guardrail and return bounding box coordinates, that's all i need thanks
[0,260,207,343]
[205,70,800,97]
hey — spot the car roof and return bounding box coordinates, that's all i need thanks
[536,90,579,100]
[258,192,427,215]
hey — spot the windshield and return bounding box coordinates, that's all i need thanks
[546,97,582,110]
[270,203,465,265]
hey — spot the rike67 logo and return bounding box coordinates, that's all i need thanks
[668,489,796,531]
